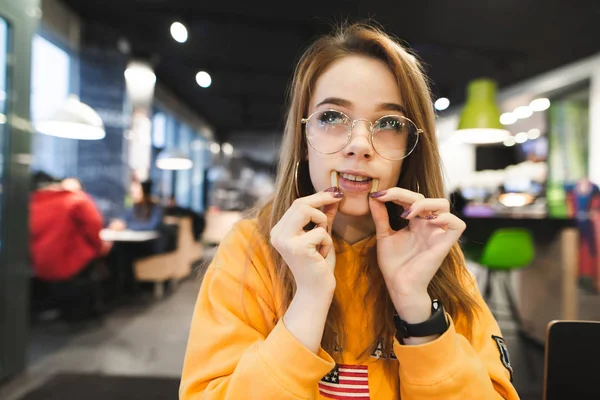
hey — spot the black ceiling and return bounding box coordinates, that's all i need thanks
[61,0,600,142]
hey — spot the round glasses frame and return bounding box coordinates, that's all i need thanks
[300,109,424,161]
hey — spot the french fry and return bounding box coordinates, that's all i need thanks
[331,171,338,188]
[371,178,379,193]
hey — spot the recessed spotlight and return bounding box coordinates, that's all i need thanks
[170,22,188,43]
[530,98,551,112]
[514,106,533,119]
[527,128,541,139]
[190,140,204,150]
[210,143,220,154]
[434,97,450,111]
[500,112,517,125]
[196,71,211,88]
[515,132,528,143]
[222,142,233,155]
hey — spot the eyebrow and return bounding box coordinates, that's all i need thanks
[316,97,407,115]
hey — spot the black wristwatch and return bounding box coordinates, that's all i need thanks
[393,299,449,341]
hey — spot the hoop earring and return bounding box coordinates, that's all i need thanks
[415,181,420,194]
[294,161,300,197]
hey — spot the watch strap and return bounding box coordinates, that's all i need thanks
[394,299,449,340]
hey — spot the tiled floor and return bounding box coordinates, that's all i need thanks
[0,276,202,400]
[0,263,544,400]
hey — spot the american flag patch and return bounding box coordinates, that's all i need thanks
[319,363,370,399]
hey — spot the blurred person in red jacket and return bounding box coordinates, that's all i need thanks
[29,171,111,282]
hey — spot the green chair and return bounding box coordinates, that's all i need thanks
[479,228,535,329]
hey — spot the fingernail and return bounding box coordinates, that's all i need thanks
[332,191,344,198]
[369,190,387,198]
[401,208,412,218]
[324,187,338,193]
[425,214,438,220]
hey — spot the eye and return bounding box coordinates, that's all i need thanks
[317,110,348,126]
[375,116,404,132]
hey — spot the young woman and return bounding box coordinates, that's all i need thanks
[180,23,519,399]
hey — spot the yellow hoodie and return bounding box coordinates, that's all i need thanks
[180,219,519,399]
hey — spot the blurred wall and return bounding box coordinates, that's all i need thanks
[436,114,475,194]
[77,46,128,221]
[40,0,80,48]
[227,130,281,165]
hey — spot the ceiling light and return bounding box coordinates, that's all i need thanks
[35,94,105,140]
[124,62,156,86]
[434,97,450,111]
[500,112,517,125]
[513,106,533,119]
[527,128,541,140]
[454,79,510,144]
[124,61,156,107]
[222,142,233,155]
[503,137,516,147]
[190,140,204,150]
[499,192,534,207]
[210,143,221,154]
[117,38,131,54]
[515,132,528,143]
[156,149,193,170]
[170,22,188,43]
[530,98,551,112]
[196,71,211,88]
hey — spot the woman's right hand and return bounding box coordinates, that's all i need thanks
[270,188,343,293]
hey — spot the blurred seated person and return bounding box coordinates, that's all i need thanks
[108,179,166,255]
[29,172,110,320]
[164,195,206,241]
[105,180,172,297]
[109,179,163,232]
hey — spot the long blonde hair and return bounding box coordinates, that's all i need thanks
[251,22,479,360]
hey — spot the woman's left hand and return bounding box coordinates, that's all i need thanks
[368,188,466,323]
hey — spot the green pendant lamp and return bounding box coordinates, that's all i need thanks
[454,78,510,144]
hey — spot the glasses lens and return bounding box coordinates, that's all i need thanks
[305,110,351,154]
[372,116,419,160]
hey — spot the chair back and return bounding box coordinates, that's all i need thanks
[173,216,203,279]
[479,228,535,270]
[544,320,600,400]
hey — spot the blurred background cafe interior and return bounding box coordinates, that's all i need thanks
[0,1,599,400]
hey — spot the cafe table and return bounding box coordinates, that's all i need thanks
[100,229,160,304]
[100,229,159,242]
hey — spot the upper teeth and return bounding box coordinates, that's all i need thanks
[340,172,370,182]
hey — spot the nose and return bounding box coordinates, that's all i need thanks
[343,120,373,159]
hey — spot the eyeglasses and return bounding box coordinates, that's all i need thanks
[301,109,422,161]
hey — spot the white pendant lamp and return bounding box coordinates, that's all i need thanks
[156,149,193,170]
[35,94,105,140]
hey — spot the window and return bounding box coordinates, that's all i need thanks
[30,34,76,178]
[150,107,209,212]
